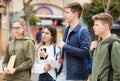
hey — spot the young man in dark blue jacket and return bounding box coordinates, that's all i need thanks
[57,2,91,81]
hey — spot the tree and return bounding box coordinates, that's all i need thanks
[82,0,120,29]
[30,14,41,26]
[82,1,104,28]
[23,0,33,37]
[82,1,104,40]
[82,0,120,40]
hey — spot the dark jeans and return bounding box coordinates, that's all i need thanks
[39,73,54,81]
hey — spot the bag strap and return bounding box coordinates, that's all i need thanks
[53,45,58,77]
[108,39,119,81]
[77,27,92,74]
[77,27,86,44]
[53,45,56,57]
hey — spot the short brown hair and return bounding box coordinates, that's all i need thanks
[64,2,83,18]
[92,13,113,28]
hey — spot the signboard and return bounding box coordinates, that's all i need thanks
[112,21,120,29]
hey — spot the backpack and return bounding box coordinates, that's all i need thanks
[108,39,120,81]
[77,27,92,74]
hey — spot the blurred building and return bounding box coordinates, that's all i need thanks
[111,20,120,36]
[0,0,92,56]
[0,0,11,56]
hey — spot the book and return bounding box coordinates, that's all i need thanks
[7,55,16,69]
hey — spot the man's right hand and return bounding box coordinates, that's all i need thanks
[90,41,98,52]
[57,56,63,64]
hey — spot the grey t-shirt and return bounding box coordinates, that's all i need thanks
[61,27,74,75]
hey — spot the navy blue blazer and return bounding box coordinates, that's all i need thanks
[61,24,91,80]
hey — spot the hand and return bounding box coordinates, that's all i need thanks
[8,68,16,75]
[3,68,16,75]
[38,48,47,58]
[57,41,65,49]
[90,41,98,51]
[57,56,63,64]
[3,67,10,74]
[44,64,51,72]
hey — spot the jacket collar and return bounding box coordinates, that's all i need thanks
[100,34,118,43]
[63,24,82,42]
[66,23,82,33]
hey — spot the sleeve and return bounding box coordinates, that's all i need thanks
[45,47,61,69]
[2,44,10,68]
[63,29,91,58]
[111,41,120,81]
[31,57,46,74]
[46,55,61,69]
[15,40,35,72]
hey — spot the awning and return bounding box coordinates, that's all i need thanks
[36,14,63,19]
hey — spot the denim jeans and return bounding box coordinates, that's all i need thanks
[56,73,87,81]
[39,73,54,81]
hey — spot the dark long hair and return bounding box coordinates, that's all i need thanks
[36,26,57,50]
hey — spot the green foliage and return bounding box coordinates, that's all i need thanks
[82,0,120,29]
[24,4,41,26]
[26,4,34,13]
[109,1,120,20]
[82,2,104,28]
[30,14,40,26]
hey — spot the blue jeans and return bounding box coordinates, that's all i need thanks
[39,73,54,81]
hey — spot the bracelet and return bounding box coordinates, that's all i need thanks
[44,55,48,59]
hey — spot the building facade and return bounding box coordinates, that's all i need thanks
[0,0,11,56]
[0,0,91,56]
